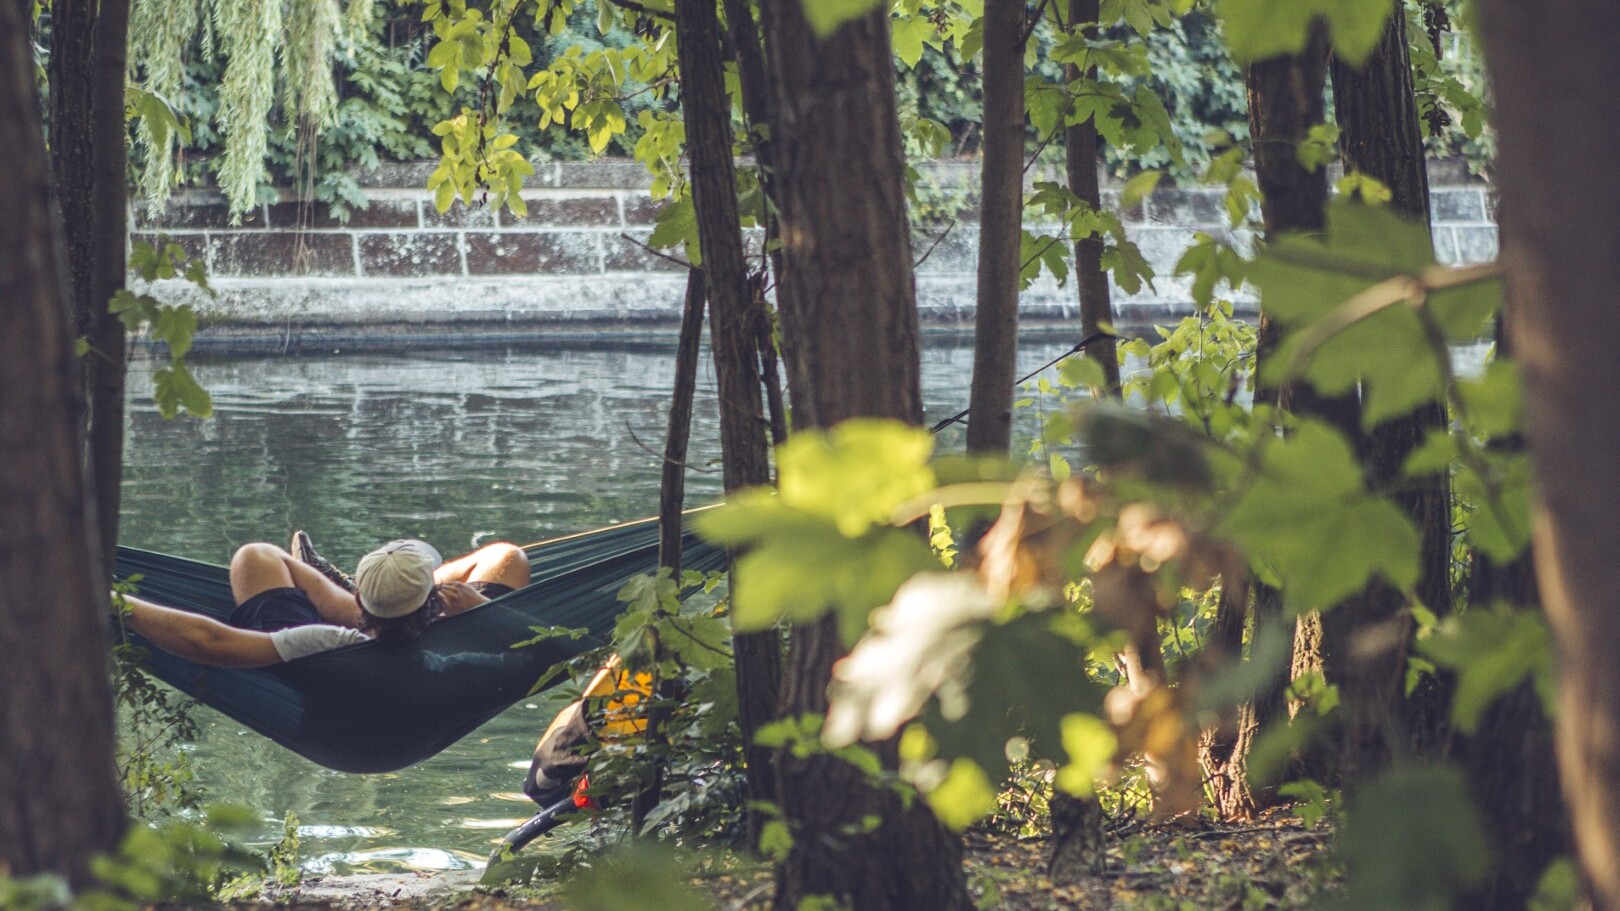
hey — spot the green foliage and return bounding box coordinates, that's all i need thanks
[1332,765,1490,911]
[1419,606,1556,733]
[110,582,204,818]
[1217,0,1395,65]
[1219,419,1420,612]
[114,239,213,419]
[800,0,887,37]
[563,845,713,911]
[0,809,266,911]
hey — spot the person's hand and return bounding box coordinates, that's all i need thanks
[436,581,488,615]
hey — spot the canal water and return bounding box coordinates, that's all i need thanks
[119,337,1078,874]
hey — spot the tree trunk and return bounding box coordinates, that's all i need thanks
[1324,9,1448,789]
[1046,0,1114,869]
[1065,0,1119,395]
[49,0,131,580]
[1477,3,1620,907]
[0,0,127,883]
[720,0,791,453]
[965,0,1026,454]
[1205,24,1355,809]
[758,1,970,907]
[675,0,783,849]
[630,267,708,836]
[1449,311,1572,911]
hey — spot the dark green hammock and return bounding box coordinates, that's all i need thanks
[113,516,725,774]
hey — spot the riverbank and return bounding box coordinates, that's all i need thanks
[209,812,1332,910]
[129,159,1495,353]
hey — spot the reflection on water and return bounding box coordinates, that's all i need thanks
[122,338,1074,873]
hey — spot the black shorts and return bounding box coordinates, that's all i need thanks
[229,587,324,632]
[470,581,517,600]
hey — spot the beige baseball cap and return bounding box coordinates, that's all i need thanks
[355,539,443,619]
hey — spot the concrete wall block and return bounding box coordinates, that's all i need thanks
[466,231,603,275]
[210,232,355,277]
[605,232,687,273]
[1145,189,1225,227]
[1431,227,1461,265]
[555,161,653,189]
[422,199,499,228]
[268,199,420,230]
[501,196,621,228]
[621,194,663,228]
[136,199,261,230]
[358,232,463,277]
[1452,226,1499,264]
[1431,188,1487,224]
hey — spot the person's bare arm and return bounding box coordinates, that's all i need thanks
[120,594,284,668]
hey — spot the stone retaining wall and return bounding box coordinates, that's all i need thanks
[133,159,1497,348]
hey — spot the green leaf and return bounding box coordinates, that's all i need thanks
[1120,169,1161,210]
[1402,429,1459,478]
[1419,606,1556,734]
[731,526,938,642]
[926,759,999,831]
[800,0,886,37]
[923,613,1107,780]
[647,194,701,265]
[1217,0,1395,65]
[1456,359,1523,439]
[1055,713,1117,797]
[892,15,933,69]
[1219,420,1419,610]
[775,419,936,537]
[564,845,712,911]
[1332,765,1489,911]
[152,364,213,419]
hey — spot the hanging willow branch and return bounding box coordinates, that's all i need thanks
[128,0,353,219]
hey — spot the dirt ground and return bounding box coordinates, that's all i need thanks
[168,808,1332,911]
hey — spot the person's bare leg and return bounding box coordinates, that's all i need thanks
[229,543,361,627]
[435,542,530,590]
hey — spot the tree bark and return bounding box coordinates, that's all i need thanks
[1205,25,1355,811]
[1046,0,1114,870]
[1325,8,1448,789]
[49,0,131,580]
[0,0,126,883]
[630,267,708,836]
[965,0,1026,453]
[758,1,970,907]
[1450,313,1573,911]
[1477,3,1620,906]
[1065,0,1119,395]
[674,0,782,849]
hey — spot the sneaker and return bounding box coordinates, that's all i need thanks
[291,530,355,593]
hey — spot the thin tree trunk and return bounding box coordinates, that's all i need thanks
[965,0,1026,454]
[630,267,708,836]
[1325,8,1446,789]
[720,0,791,453]
[1047,0,1115,871]
[0,0,126,883]
[1206,24,1355,809]
[1477,4,1620,906]
[758,1,970,906]
[1450,311,1572,911]
[50,0,131,579]
[1065,0,1119,395]
[674,0,782,850]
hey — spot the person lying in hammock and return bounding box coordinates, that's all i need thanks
[121,534,530,668]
